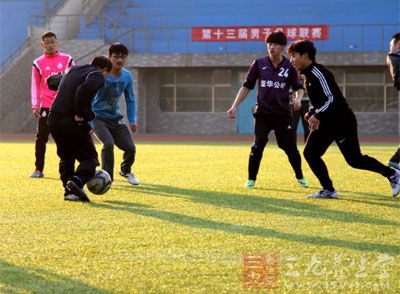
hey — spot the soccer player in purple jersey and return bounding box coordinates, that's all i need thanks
[287,40,400,198]
[227,31,308,189]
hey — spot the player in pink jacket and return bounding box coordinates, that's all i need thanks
[29,31,74,178]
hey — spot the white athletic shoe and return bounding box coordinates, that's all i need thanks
[29,170,44,178]
[64,194,81,201]
[308,189,338,199]
[389,170,400,197]
[120,171,140,185]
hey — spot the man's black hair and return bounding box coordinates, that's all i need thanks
[90,56,112,71]
[265,31,287,46]
[41,31,57,41]
[392,32,400,42]
[108,43,129,57]
[287,40,317,62]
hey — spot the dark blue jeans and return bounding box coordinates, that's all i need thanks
[93,118,136,181]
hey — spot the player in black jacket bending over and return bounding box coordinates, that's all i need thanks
[48,56,112,202]
[287,40,400,199]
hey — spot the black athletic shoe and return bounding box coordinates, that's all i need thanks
[66,180,91,202]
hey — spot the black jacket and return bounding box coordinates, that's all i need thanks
[302,62,350,122]
[50,65,105,121]
[388,50,400,91]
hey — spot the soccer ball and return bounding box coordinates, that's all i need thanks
[86,170,112,195]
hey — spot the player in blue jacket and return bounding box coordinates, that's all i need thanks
[92,43,139,185]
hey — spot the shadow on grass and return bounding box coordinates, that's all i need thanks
[264,187,399,209]
[338,189,397,201]
[39,177,59,181]
[0,259,111,293]
[255,186,391,200]
[91,201,399,255]
[343,198,400,209]
[110,183,399,227]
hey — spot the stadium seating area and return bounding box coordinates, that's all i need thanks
[0,0,398,135]
[75,0,397,53]
[0,0,63,66]
[1,0,398,63]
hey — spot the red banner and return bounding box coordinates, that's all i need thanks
[192,25,329,42]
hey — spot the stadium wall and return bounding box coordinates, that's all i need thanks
[100,0,396,136]
[128,51,398,136]
[79,0,398,54]
[137,71,398,136]
[0,0,399,136]
[0,47,34,133]
[0,0,44,65]
[139,68,235,134]
[0,39,106,134]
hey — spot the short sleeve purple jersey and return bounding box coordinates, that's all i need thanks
[243,56,303,115]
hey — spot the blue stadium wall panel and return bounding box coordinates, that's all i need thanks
[0,1,43,64]
[0,0,62,65]
[76,0,399,54]
[1,0,399,62]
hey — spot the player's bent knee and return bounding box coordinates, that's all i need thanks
[102,144,114,157]
[103,143,114,151]
[36,134,49,143]
[252,140,267,150]
[251,143,265,157]
[303,148,314,161]
[125,146,136,155]
[345,156,363,169]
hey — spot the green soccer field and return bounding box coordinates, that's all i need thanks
[0,141,399,293]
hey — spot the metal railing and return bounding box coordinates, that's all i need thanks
[76,28,135,63]
[0,1,65,74]
[44,0,65,18]
[118,23,398,54]
[0,37,32,74]
[27,11,399,54]
[69,21,399,54]
[1,20,398,74]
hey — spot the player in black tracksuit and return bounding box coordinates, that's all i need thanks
[48,56,112,202]
[386,32,400,171]
[287,40,400,198]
